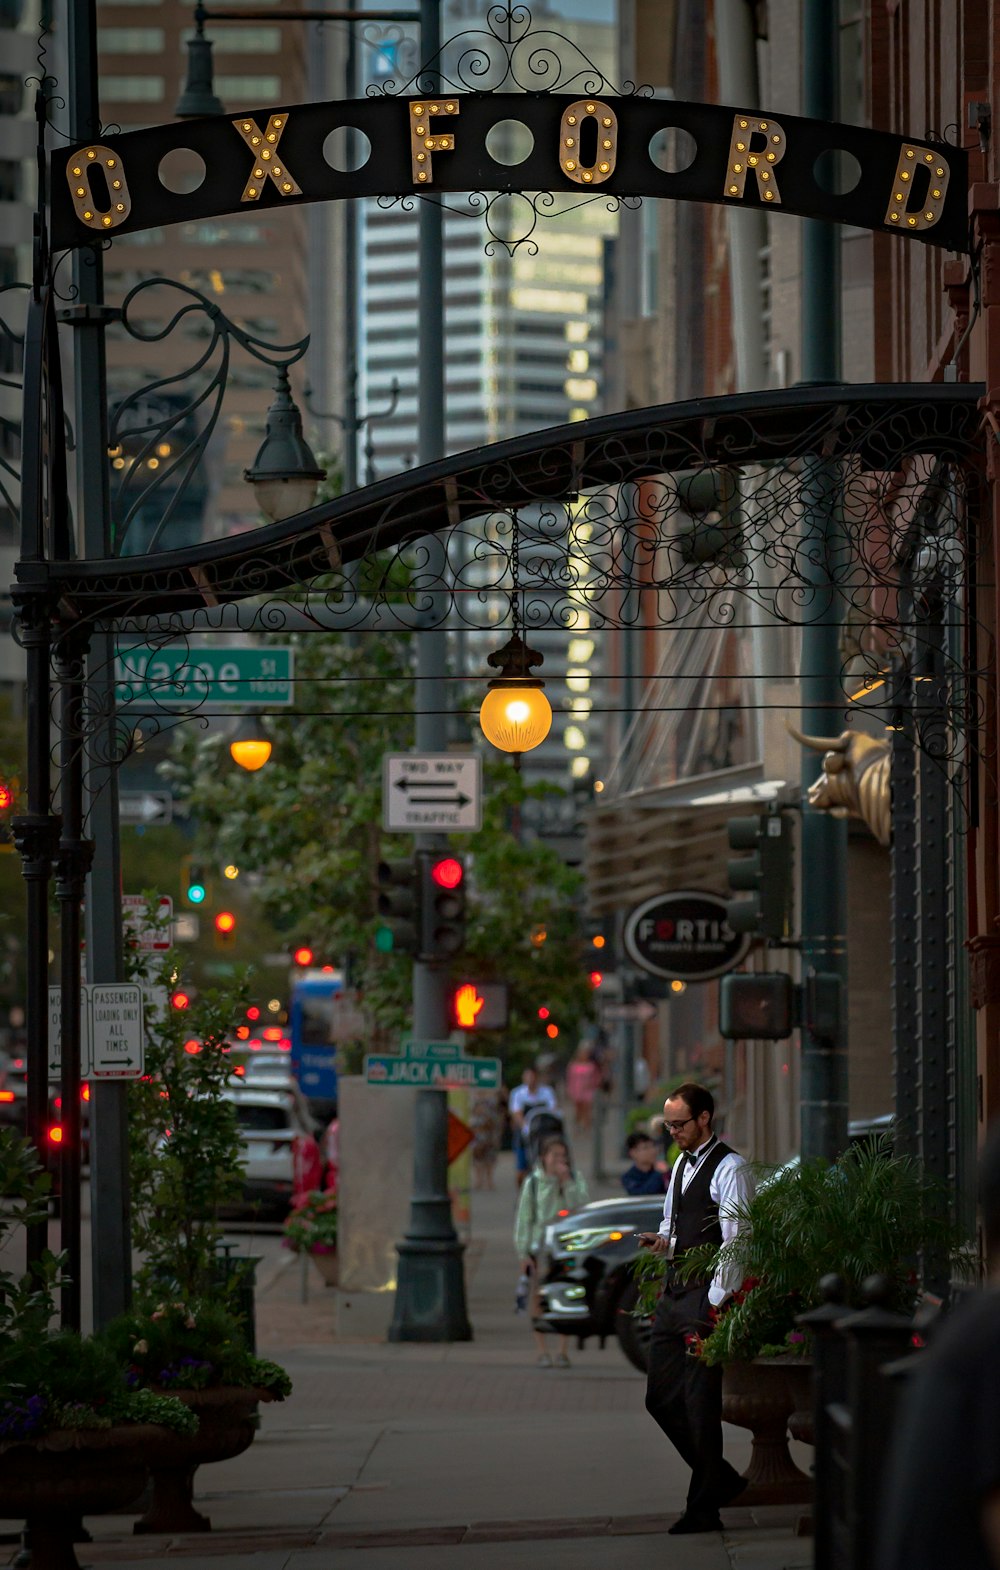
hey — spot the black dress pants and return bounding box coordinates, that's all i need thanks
[644,1282,742,1518]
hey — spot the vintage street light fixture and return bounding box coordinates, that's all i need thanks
[479,515,552,766]
[244,367,326,523]
[174,5,225,117]
[479,631,552,765]
[228,714,272,771]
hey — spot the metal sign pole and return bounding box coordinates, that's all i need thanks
[389,0,471,1343]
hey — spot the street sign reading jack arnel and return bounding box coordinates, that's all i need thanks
[51,93,967,253]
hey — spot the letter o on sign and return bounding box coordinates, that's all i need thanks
[559,98,618,186]
[65,145,132,231]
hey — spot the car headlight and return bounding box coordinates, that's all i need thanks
[556,1226,627,1252]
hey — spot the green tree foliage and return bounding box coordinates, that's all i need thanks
[126,942,247,1301]
[164,629,594,1072]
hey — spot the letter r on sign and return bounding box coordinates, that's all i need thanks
[724,114,786,205]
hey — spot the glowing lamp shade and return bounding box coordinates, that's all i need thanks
[479,684,552,756]
[230,736,272,771]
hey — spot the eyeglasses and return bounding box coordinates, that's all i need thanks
[665,1117,696,1132]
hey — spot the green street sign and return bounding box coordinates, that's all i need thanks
[365,1054,501,1090]
[115,645,294,707]
[400,1039,461,1061]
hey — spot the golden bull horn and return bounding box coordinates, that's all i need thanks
[784,721,849,754]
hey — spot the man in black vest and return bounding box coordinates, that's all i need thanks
[638,1082,754,1534]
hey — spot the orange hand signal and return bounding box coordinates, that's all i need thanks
[455,983,486,1028]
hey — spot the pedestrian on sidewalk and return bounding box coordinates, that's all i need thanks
[509,1064,558,1188]
[877,1120,1000,1570]
[566,1043,601,1133]
[514,1136,589,1369]
[637,1082,753,1535]
[469,1090,503,1190]
[621,1130,668,1196]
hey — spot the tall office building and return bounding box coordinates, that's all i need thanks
[94,0,319,551]
[358,0,617,797]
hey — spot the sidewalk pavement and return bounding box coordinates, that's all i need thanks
[5,1141,813,1570]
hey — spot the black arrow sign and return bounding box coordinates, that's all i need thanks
[394,779,471,807]
[408,792,471,808]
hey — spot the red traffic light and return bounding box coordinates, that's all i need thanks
[538,1006,550,1021]
[0,782,13,811]
[589,970,604,989]
[215,911,236,934]
[170,990,190,1010]
[293,946,314,967]
[246,1006,261,1021]
[431,857,463,890]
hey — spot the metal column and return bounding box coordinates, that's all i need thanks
[389,0,471,1342]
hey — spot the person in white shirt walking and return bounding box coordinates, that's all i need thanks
[637,1082,754,1535]
[508,1065,558,1188]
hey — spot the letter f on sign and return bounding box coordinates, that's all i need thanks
[410,99,459,185]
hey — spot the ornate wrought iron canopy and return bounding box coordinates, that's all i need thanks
[21,381,983,628]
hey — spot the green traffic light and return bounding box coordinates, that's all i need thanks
[374,925,394,953]
[187,883,206,905]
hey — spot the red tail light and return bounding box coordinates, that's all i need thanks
[0,1089,14,1103]
[82,1084,90,1102]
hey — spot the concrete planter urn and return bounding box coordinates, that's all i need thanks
[134,1385,276,1535]
[0,1425,157,1570]
[308,1247,339,1287]
[721,1357,813,1505]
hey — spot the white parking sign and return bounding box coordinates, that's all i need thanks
[90,985,145,1079]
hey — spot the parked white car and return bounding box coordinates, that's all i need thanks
[223,1086,321,1216]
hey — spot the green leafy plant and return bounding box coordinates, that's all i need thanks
[103,1299,291,1399]
[282,1188,338,1254]
[634,1136,974,1366]
[0,1131,196,1442]
[125,935,247,1302]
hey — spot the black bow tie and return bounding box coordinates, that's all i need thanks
[685,1151,699,1167]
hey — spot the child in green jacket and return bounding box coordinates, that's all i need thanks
[514,1136,589,1367]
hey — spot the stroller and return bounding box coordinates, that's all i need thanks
[522,1105,568,1169]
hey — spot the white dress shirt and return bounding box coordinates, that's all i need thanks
[657,1134,754,1307]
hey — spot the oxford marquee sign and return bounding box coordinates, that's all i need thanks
[51,91,968,253]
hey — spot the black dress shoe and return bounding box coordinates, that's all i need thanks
[667,1513,723,1535]
[718,1473,749,1508]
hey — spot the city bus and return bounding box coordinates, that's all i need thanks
[288,970,342,1122]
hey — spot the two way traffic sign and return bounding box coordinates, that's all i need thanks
[383,754,482,832]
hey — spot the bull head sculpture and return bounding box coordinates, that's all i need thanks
[786,724,892,847]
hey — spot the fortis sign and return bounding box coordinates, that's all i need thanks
[51,93,968,253]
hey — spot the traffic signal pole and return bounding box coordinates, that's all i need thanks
[799,0,849,1163]
[388,0,471,1342]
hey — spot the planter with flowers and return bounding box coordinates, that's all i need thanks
[635,1136,972,1505]
[283,1188,339,1286]
[0,1132,198,1570]
[116,942,293,1532]
[105,1297,291,1534]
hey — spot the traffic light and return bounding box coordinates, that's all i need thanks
[674,465,744,567]
[184,859,207,906]
[449,981,509,1030]
[292,945,314,968]
[0,778,14,851]
[419,852,466,961]
[726,805,794,942]
[376,857,419,955]
[719,972,795,1040]
[584,918,614,969]
[214,910,237,948]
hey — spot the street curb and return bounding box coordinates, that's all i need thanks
[80,1505,793,1559]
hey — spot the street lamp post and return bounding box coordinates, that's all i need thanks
[389,0,471,1344]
